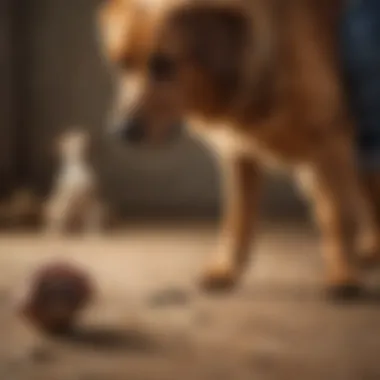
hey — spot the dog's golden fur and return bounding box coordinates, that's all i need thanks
[97,0,380,297]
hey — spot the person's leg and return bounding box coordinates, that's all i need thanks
[341,0,380,170]
[341,0,380,264]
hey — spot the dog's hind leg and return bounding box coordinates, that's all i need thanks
[358,173,380,267]
[201,157,262,292]
[308,139,377,300]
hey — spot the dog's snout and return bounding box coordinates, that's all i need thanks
[110,118,145,144]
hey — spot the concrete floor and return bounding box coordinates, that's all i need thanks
[1,222,380,380]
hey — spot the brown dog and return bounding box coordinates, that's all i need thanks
[97,0,380,299]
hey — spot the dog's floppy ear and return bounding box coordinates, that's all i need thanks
[172,3,250,91]
[169,2,277,118]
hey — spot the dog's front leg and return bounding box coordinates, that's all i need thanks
[201,156,261,292]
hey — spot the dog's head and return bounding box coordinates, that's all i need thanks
[97,0,276,146]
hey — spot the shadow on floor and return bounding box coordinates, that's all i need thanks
[59,325,161,353]
[237,282,380,306]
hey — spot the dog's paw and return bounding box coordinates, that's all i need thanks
[200,263,238,293]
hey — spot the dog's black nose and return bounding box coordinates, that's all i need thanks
[110,118,145,144]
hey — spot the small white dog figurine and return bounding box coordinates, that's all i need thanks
[45,129,105,235]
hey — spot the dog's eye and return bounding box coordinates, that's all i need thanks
[148,54,176,81]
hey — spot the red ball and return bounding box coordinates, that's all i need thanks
[18,261,94,334]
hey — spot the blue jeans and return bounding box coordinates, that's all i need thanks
[341,0,380,171]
